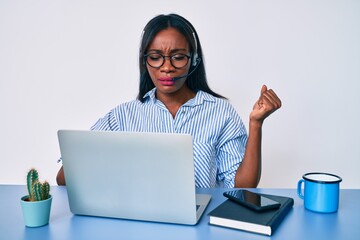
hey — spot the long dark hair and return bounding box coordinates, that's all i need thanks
[137,13,225,102]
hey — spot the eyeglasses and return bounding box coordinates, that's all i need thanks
[144,53,191,69]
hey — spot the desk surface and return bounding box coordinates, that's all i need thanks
[0,185,359,240]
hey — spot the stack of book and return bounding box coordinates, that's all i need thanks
[208,193,294,236]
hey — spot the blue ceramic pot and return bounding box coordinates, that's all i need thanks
[20,195,52,227]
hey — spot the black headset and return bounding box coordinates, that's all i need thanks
[189,31,199,67]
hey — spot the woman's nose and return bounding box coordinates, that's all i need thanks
[161,56,175,72]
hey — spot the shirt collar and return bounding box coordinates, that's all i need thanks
[143,88,157,102]
[185,90,216,107]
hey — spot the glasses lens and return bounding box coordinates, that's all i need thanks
[146,53,189,68]
[171,54,189,68]
[146,53,163,68]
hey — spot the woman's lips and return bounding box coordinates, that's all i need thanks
[158,77,173,81]
[158,77,175,86]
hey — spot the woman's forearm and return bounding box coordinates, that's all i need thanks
[234,121,262,188]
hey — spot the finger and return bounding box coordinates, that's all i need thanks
[262,91,282,109]
[267,89,282,108]
[262,89,281,105]
[266,89,281,105]
[260,85,267,95]
[267,89,280,101]
[256,85,268,108]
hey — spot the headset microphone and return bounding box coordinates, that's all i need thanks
[172,58,201,81]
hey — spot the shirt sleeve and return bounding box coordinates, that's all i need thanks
[90,110,119,131]
[216,109,248,188]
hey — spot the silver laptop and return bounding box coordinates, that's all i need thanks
[57,130,211,225]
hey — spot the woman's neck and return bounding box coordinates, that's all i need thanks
[156,87,196,118]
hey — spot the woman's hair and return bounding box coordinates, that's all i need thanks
[137,13,225,101]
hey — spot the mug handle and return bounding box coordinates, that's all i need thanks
[297,179,305,200]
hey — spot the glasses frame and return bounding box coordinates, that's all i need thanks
[144,53,191,69]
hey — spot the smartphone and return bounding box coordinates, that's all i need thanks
[223,190,281,211]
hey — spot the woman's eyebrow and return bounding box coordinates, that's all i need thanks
[146,48,188,54]
[169,48,188,54]
[146,49,161,53]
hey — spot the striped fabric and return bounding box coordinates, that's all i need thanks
[91,88,248,188]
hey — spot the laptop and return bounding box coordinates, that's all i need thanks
[57,130,211,225]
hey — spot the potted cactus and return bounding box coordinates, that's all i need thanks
[20,168,52,227]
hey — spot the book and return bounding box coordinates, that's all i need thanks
[208,193,294,236]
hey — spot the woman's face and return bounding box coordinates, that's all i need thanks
[145,27,192,96]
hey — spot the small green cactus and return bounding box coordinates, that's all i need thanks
[26,168,51,202]
[42,181,50,200]
[27,168,38,200]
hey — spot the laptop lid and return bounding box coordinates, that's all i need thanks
[57,130,211,225]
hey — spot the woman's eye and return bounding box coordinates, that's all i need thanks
[172,55,186,61]
[149,54,162,61]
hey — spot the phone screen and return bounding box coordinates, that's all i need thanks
[224,190,280,211]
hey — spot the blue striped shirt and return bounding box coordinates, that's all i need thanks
[91,88,248,188]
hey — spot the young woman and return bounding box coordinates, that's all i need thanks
[57,14,281,188]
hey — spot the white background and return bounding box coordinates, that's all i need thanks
[1,0,359,188]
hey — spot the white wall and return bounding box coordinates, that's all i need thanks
[1,0,359,188]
